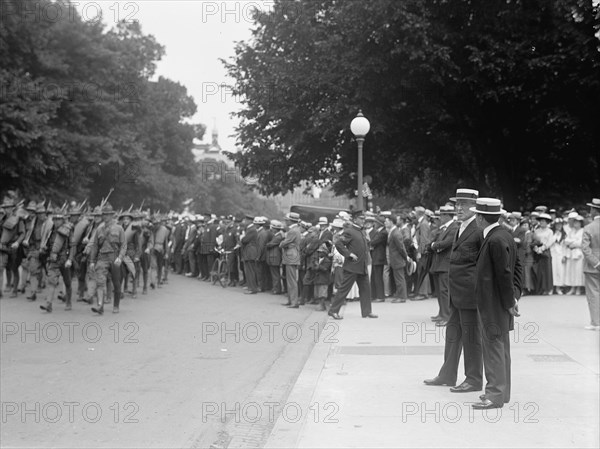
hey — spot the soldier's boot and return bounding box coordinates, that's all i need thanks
[91,292,104,315]
[40,299,52,313]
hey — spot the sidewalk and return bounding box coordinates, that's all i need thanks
[265,294,600,448]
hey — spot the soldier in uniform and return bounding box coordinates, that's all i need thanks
[89,204,126,314]
[67,206,89,303]
[200,216,218,281]
[152,214,169,288]
[121,210,142,298]
[40,209,74,312]
[22,203,45,301]
[80,206,103,304]
[0,199,26,298]
[139,211,154,293]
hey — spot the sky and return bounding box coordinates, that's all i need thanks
[80,1,264,151]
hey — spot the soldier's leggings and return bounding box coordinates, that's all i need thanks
[95,258,122,308]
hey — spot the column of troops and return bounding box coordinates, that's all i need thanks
[0,199,172,314]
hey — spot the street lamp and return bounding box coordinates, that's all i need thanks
[350,110,370,211]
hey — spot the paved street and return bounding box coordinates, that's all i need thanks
[0,277,328,448]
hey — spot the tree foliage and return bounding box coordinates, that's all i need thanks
[224,0,600,209]
[0,0,200,210]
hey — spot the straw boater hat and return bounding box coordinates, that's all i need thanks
[331,218,344,229]
[508,211,522,220]
[470,198,506,215]
[586,198,600,209]
[284,212,300,222]
[538,213,552,222]
[270,220,284,230]
[439,205,456,215]
[567,211,578,220]
[449,188,479,202]
[318,216,328,225]
[406,258,417,276]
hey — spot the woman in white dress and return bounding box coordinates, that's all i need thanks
[564,215,585,295]
[549,218,567,294]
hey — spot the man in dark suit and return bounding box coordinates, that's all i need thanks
[220,215,238,286]
[470,198,522,409]
[266,220,285,294]
[369,217,387,302]
[256,217,272,292]
[506,212,526,263]
[173,217,188,274]
[429,206,459,325]
[385,215,409,303]
[328,211,377,320]
[317,217,333,244]
[424,188,484,393]
[413,206,432,299]
[241,215,259,294]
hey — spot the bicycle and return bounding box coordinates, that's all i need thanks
[210,249,233,288]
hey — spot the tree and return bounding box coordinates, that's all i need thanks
[224,0,600,209]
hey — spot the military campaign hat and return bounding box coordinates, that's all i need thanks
[26,201,37,212]
[101,203,115,215]
[36,204,47,214]
[92,206,103,216]
[0,198,15,208]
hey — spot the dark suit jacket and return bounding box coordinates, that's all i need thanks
[182,225,197,252]
[241,224,259,261]
[511,225,527,264]
[430,221,459,273]
[257,228,272,262]
[266,231,283,266]
[369,227,388,265]
[318,228,333,245]
[335,224,369,275]
[388,227,408,269]
[200,224,218,254]
[475,225,523,337]
[221,226,238,251]
[448,219,484,309]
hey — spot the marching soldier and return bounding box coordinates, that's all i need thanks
[152,214,169,288]
[81,206,103,304]
[89,204,126,314]
[139,212,154,293]
[22,202,45,301]
[121,210,142,298]
[0,199,26,298]
[68,205,89,303]
[40,209,74,312]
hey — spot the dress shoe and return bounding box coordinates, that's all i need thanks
[328,312,343,320]
[410,294,427,301]
[40,301,52,313]
[584,325,600,331]
[113,306,119,313]
[472,399,502,410]
[435,320,448,327]
[391,298,406,303]
[373,298,385,303]
[281,302,291,306]
[430,315,441,321]
[423,377,456,387]
[287,304,299,309]
[244,291,257,295]
[450,382,481,393]
[27,293,37,302]
[479,394,486,401]
[91,305,104,315]
[363,313,378,318]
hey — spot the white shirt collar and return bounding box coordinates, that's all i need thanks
[483,222,500,238]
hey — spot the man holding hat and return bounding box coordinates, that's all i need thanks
[470,198,522,409]
[280,212,302,307]
[88,203,126,314]
[328,210,377,319]
[424,188,484,393]
[429,205,460,325]
[582,198,600,330]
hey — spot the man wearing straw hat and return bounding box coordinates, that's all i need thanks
[582,198,600,330]
[470,198,522,409]
[424,188,483,393]
[280,212,302,307]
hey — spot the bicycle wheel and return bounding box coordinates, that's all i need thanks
[218,260,229,288]
[210,258,220,285]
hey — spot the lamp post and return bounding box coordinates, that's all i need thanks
[350,110,370,211]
